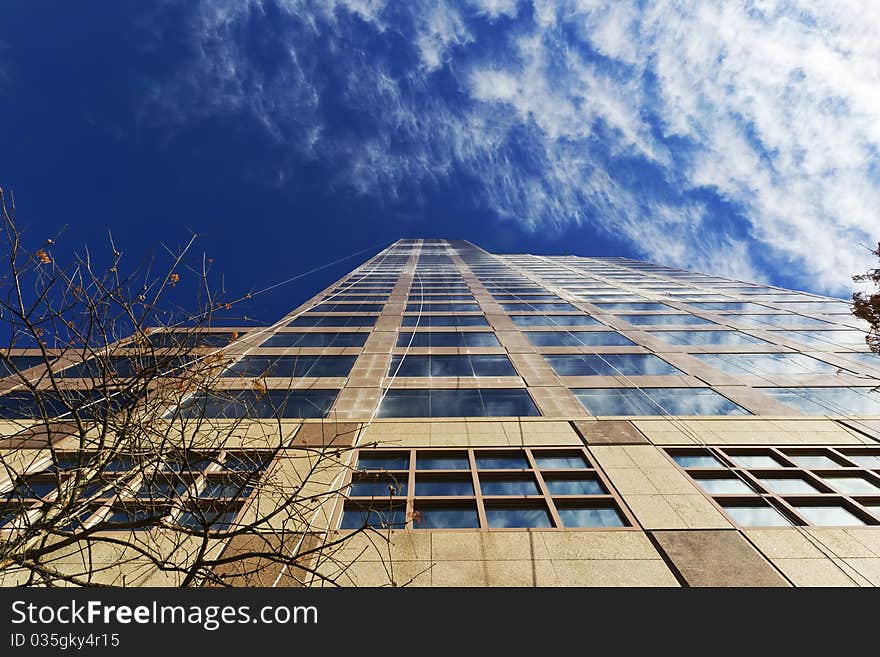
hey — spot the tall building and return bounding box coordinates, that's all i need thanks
[3,239,880,587]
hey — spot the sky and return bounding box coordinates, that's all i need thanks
[1,1,878,325]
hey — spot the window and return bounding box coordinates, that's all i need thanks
[408,294,475,301]
[572,388,748,416]
[650,330,771,346]
[405,303,480,312]
[693,353,838,375]
[500,303,580,312]
[172,389,338,418]
[340,447,628,530]
[760,387,880,415]
[544,354,682,376]
[617,314,716,326]
[525,331,635,347]
[376,389,540,417]
[259,332,367,348]
[309,302,384,313]
[326,295,388,301]
[777,301,851,314]
[0,355,50,377]
[774,330,869,349]
[667,446,880,527]
[147,332,238,348]
[593,302,673,311]
[838,353,880,369]
[223,355,356,378]
[388,355,517,377]
[689,302,772,311]
[289,316,377,327]
[510,314,601,327]
[733,314,833,329]
[401,315,488,327]
[395,332,499,347]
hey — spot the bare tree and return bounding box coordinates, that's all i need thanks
[0,188,409,587]
[853,242,880,354]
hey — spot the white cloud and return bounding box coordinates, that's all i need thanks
[148,0,880,294]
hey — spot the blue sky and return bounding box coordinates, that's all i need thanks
[1,1,878,324]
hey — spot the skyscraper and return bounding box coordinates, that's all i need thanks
[3,239,880,587]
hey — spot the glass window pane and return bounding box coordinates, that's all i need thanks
[694,353,837,375]
[349,476,408,497]
[376,389,540,418]
[485,505,553,528]
[533,454,589,469]
[761,387,880,416]
[724,504,791,526]
[525,331,635,347]
[693,477,754,494]
[787,454,842,469]
[174,390,338,419]
[544,477,605,495]
[480,477,540,496]
[573,388,748,416]
[557,506,624,527]
[672,454,724,468]
[340,506,407,529]
[758,477,821,494]
[793,505,865,526]
[476,454,529,469]
[618,314,716,326]
[510,315,601,327]
[415,506,479,529]
[821,476,880,495]
[416,453,469,470]
[729,454,786,468]
[650,331,771,346]
[843,453,880,468]
[260,332,367,348]
[545,354,682,376]
[356,453,409,471]
[414,477,474,496]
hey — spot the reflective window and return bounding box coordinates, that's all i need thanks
[672,454,724,468]
[838,352,880,369]
[500,303,580,312]
[510,315,601,327]
[729,454,786,468]
[395,332,499,347]
[405,303,480,312]
[693,353,838,375]
[223,355,356,378]
[342,447,627,530]
[692,477,754,494]
[758,477,821,494]
[545,353,682,376]
[761,387,880,415]
[485,505,553,528]
[592,302,672,311]
[289,316,377,327]
[792,505,864,526]
[821,476,880,495]
[777,301,851,314]
[525,331,635,347]
[573,388,748,416]
[388,355,516,377]
[777,330,869,349]
[310,302,383,313]
[689,302,772,311]
[259,332,367,348]
[146,332,237,348]
[556,506,624,527]
[723,504,791,527]
[617,314,716,326]
[401,315,488,327]
[172,389,338,419]
[376,389,540,417]
[733,314,833,328]
[650,330,771,346]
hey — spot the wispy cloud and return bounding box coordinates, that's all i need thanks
[143,0,880,293]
